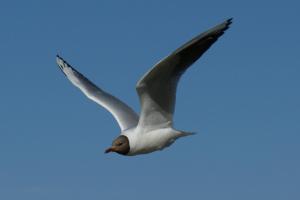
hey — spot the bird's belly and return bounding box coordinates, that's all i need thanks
[126,128,177,156]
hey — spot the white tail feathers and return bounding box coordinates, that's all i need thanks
[178,131,196,137]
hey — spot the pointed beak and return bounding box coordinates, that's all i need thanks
[105,147,115,153]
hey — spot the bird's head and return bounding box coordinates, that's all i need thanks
[105,135,130,155]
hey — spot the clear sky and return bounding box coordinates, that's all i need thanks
[0,0,299,199]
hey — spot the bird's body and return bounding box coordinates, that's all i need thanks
[56,18,232,156]
[122,127,192,156]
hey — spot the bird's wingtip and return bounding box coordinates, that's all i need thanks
[56,54,66,72]
[225,18,233,26]
[56,54,63,60]
[56,54,67,65]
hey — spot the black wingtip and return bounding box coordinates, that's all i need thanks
[217,18,233,33]
[56,54,75,72]
[227,17,233,22]
[56,54,63,60]
[225,18,233,27]
[56,54,66,69]
[56,54,67,65]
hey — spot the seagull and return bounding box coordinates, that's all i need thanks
[56,18,232,156]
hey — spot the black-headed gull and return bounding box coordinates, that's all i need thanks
[56,18,232,156]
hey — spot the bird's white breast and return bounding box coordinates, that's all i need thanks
[122,127,180,156]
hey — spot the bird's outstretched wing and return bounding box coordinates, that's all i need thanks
[136,18,232,130]
[56,55,139,131]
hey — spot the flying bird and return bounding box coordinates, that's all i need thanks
[56,18,232,156]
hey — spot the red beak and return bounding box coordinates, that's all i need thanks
[105,147,115,153]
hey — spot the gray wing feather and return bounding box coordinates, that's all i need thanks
[56,55,139,131]
[136,18,232,130]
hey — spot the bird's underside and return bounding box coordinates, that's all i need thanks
[56,18,232,156]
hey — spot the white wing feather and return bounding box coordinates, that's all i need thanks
[136,19,232,130]
[56,55,139,131]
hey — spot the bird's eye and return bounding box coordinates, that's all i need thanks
[117,142,122,146]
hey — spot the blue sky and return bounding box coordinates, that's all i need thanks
[0,0,299,199]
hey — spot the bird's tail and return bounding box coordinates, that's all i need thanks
[177,130,197,138]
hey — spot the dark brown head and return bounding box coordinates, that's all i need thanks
[105,135,130,155]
